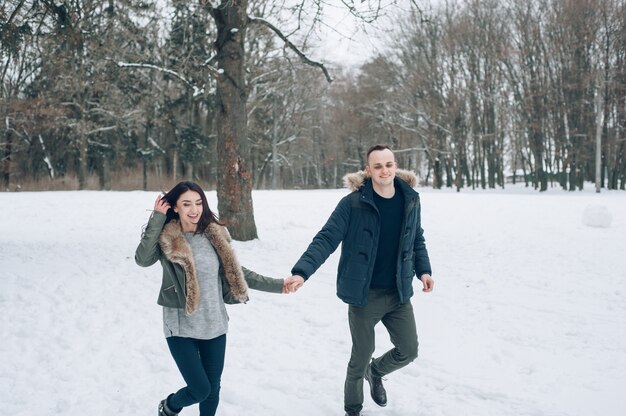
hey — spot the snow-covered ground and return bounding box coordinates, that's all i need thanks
[1,185,625,416]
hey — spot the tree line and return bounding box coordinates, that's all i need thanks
[350,0,626,191]
[2,0,625,200]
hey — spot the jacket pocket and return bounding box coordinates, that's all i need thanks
[337,274,368,302]
[160,284,179,306]
[342,250,369,281]
[399,251,414,278]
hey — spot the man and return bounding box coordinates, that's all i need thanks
[288,144,434,416]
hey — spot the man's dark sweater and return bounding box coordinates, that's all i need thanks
[370,187,405,289]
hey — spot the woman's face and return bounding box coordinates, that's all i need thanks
[173,190,203,232]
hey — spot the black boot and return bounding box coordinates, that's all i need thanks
[345,412,361,416]
[364,360,387,407]
[158,395,179,416]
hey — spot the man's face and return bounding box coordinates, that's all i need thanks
[365,149,397,188]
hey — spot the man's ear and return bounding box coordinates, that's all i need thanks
[365,165,371,174]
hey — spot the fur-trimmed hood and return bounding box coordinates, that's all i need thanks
[158,221,249,315]
[342,168,418,192]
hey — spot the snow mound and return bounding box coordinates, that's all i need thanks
[582,204,613,228]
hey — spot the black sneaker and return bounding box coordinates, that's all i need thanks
[158,395,179,416]
[364,361,387,407]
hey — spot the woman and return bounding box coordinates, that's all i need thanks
[135,181,293,416]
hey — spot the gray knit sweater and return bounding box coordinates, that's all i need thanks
[162,233,229,340]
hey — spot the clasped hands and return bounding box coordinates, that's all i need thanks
[282,274,434,294]
[282,275,305,294]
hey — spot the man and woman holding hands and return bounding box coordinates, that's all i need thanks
[136,145,434,416]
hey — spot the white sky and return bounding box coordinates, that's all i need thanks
[306,1,416,67]
[314,6,385,67]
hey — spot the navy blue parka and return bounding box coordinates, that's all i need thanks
[291,169,432,306]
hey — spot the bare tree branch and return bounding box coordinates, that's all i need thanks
[248,16,333,83]
[87,126,117,136]
[6,0,26,26]
[113,61,217,97]
[408,0,428,23]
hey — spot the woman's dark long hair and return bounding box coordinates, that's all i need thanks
[162,181,221,234]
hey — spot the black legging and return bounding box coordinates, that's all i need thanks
[166,335,227,416]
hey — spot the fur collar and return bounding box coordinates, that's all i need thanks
[342,168,418,192]
[159,221,249,314]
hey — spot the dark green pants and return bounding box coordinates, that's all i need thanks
[344,288,419,413]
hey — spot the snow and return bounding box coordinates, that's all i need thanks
[1,185,625,416]
[582,204,613,228]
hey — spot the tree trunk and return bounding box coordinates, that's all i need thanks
[77,133,88,190]
[172,148,178,182]
[594,78,604,193]
[213,1,257,240]
[3,118,12,190]
[271,97,278,189]
[142,160,148,191]
[433,156,442,189]
[97,158,111,190]
[38,135,55,179]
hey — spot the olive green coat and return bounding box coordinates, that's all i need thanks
[135,212,283,315]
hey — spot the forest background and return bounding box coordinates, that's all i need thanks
[2,1,626,228]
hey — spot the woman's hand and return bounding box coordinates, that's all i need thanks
[154,194,171,215]
[282,275,305,294]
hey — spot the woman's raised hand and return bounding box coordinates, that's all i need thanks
[154,194,171,215]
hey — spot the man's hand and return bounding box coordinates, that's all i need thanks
[282,275,305,293]
[420,274,434,292]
